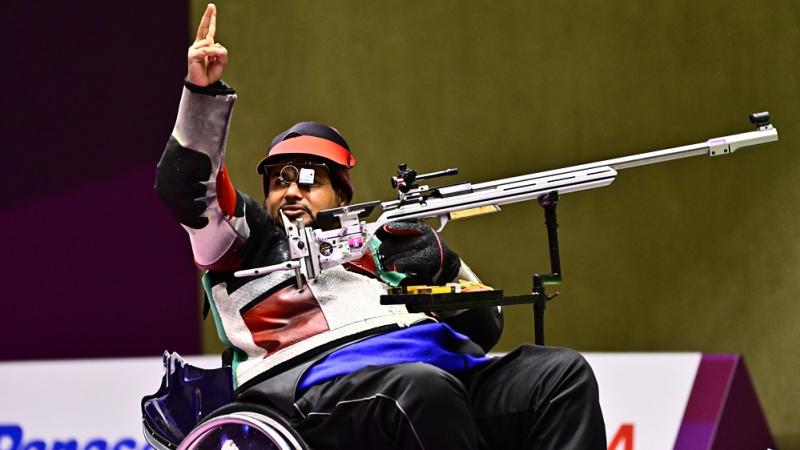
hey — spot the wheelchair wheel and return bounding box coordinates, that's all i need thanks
[176,403,308,450]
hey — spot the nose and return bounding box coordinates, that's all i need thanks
[283,181,304,201]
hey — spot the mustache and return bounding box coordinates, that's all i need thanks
[280,203,314,216]
[276,203,315,226]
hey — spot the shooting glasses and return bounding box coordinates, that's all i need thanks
[262,162,331,190]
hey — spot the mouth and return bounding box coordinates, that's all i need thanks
[280,204,312,221]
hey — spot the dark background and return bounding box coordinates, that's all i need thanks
[1,1,200,359]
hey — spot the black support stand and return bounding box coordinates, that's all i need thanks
[532,191,562,346]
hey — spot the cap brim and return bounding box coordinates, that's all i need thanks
[257,135,356,173]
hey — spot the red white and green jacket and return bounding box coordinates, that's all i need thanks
[155,81,502,392]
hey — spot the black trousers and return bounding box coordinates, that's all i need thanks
[289,345,606,450]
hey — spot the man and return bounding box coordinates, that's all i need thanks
[155,4,605,449]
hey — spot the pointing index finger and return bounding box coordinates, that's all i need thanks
[195,3,216,42]
[207,3,217,41]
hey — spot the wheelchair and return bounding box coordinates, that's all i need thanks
[142,352,309,450]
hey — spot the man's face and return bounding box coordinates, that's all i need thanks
[263,155,347,226]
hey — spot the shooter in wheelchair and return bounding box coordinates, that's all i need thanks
[142,4,606,449]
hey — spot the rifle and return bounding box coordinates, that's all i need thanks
[235,112,778,293]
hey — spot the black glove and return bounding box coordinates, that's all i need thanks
[375,222,460,285]
[155,142,212,229]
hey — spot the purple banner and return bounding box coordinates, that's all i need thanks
[674,354,774,450]
[2,1,200,360]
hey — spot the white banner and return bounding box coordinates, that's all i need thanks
[0,353,701,449]
[585,353,701,450]
[0,355,219,450]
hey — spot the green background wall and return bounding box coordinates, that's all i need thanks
[190,1,799,446]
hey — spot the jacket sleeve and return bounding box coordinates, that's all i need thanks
[439,261,505,353]
[154,80,269,271]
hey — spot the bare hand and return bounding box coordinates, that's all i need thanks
[187,4,228,87]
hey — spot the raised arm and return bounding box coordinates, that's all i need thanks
[155,4,278,272]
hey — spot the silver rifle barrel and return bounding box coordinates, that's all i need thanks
[378,124,778,223]
[379,167,617,223]
[469,126,778,192]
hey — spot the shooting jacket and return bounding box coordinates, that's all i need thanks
[155,81,502,392]
[155,82,433,390]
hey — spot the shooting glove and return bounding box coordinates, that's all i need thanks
[375,222,460,285]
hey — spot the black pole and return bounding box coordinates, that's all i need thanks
[533,275,546,346]
[533,191,562,346]
[542,194,562,278]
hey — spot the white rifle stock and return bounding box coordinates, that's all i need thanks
[235,112,778,284]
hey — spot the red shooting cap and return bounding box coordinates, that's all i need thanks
[256,122,356,173]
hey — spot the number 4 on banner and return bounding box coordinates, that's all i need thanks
[608,424,634,450]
